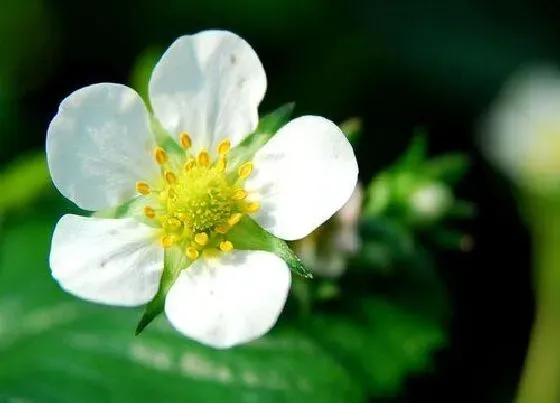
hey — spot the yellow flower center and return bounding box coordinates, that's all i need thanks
[526,126,560,177]
[135,132,259,260]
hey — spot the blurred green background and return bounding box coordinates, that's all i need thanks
[1,0,553,401]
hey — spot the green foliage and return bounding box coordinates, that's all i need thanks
[363,131,473,249]
[0,217,367,402]
[0,152,50,215]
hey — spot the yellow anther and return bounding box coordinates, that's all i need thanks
[154,146,168,165]
[194,232,209,246]
[216,156,227,172]
[161,236,174,248]
[184,158,195,172]
[186,247,200,260]
[179,132,192,149]
[144,205,156,219]
[164,171,177,184]
[198,150,210,166]
[202,248,220,259]
[217,139,231,155]
[227,212,243,226]
[232,189,248,201]
[245,201,261,213]
[219,240,233,252]
[136,181,151,195]
[215,223,230,233]
[167,218,182,231]
[238,162,253,179]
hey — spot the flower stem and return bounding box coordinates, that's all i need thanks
[516,198,560,403]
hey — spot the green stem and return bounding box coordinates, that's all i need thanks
[516,198,560,403]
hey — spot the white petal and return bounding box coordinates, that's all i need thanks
[46,83,159,211]
[49,214,163,306]
[164,250,290,349]
[245,116,359,240]
[148,30,267,154]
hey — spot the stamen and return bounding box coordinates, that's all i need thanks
[180,132,192,149]
[167,218,182,231]
[194,232,209,246]
[215,223,230,233]
[216,156,227,172]
[198,150,210,166]
[202,248,219,259]
[245,201,261,213]
[161,235,174,248]
[186,247,200,260]
[136,181,151,195]
[184,158,195,172]
[217,139,231,155]
[232,189,248,201]
[238,162,253,179]
[144,205,156,219]
[219,240,233,252]
[164,171,177,184]
[227,213,243,226]
[154,147,168,165]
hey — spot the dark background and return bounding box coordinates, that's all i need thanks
[1,0,550,401]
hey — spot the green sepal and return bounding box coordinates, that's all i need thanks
[135,248,189,335]
[228,102,295,170]
[0,152,50,215]
[227,215,313,279]
[255,102,295,135]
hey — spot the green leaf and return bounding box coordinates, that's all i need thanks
[302,273,448,398]
[422,153,470,185]
[228,216,312,278]
[0,152,50,214]
[228,103,294,170]
[135,248,187,335]
[0,218,365,402]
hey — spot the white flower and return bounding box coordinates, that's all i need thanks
[483,66,560,193]
[46,30,358,348]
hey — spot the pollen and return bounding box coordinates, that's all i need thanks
[136,181,151,195]
[180,132,192,149]
[227,213,243,226]
[161,235,174,248]
[186,247,199,260]
[184,158,195,172]
[144,205,156,219]
[137,139,257,260]
[154,147,168,165]
[232,189,248,201]
[164,171,177,184]
[198,150,210,166]
[194,232,209,246]
[219,240,233,252]
[238,162,253,179]
[245,201,260,213]
[217,139,231,155]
